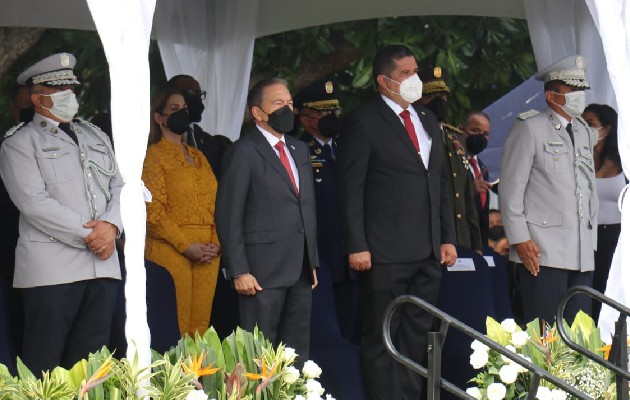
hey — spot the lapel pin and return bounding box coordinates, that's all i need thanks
[554,123,561,130]
[290,145,295,150]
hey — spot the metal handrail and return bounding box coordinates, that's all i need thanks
[383,295,594,400]
[555,285,630,399]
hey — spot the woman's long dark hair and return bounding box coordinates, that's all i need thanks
[148,87,185,146]
[584,103,621,172]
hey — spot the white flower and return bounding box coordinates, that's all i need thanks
[306,395,323,400]
[302,360,323,379]
[501,319,518,333]
[499,363,519,384]
[500,345,517,363]
[511,331,530,348]
[487,383,507,400]
[325,395,336,400]
[471,339,489,353]
[536,386,552,400]
[465,387,483,400]
[293,396,306,400]
[469,350,489,369]
[284,366,300,384]
[186,390,209,400]
[551,389,567,400]
[283,347,297,362]
[305,379,325,396]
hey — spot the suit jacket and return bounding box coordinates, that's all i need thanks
[442,124,482,252]
[215,127,319,289]
[186,124,232,180]
[300,133,356,282]
[0,113,123,288]
[336,96,456,264]
[500,108,598,271]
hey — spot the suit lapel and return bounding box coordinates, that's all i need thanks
[252,129,299,197]
[415,105,441,170]
[376,97,424,168]
[286,135,307,195]
[546,108,573,146]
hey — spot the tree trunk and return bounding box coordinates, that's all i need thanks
[0,28,46,80]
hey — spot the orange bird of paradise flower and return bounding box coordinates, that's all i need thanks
[597,338,630,360]
[536,327,559,346]
[182,352,221,380]
[244,358,281,394]
[79,357,114,396]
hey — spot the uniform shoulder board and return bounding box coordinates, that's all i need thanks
[442,122,464,135]
[74,118,101,131]
[517,109,540,120]
[2,122,25,141]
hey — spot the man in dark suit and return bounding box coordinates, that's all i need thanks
[462,111,493,245]
[337,45,457,400]
[215,78,319,364]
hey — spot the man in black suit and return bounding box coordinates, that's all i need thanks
[337,45,457,400]
[215,78,319,364]
[462,111,493,245]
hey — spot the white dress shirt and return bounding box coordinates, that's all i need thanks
[381,94,432,169]
[257,125,300,189]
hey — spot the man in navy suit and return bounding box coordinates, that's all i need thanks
[215,78,319,364]
[337,45,457,400]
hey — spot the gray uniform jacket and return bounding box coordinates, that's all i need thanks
[499,108,598,271]
[0,113,124,288]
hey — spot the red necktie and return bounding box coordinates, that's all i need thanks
[275,141,299,194]
[469,157,487,208]
[399,109,420,154]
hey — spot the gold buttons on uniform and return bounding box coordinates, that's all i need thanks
[456,214,462,219]
[455,193,460,198]
[453,173,457,177]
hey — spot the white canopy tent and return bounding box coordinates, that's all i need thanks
[1,0,628,374]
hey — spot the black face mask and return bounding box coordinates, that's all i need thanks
[165,108,189,135]
[184,94,205,123]
[265,105,294,133]
[19,106,35,123]
[425,97,448,122]
[465,134,488,155]
[317,114,340,138]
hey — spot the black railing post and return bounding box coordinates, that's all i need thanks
[427,332,442,400]
[612,314,629,400]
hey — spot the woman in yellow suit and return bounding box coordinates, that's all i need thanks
[143,87,220,337]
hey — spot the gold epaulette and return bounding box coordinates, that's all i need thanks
[443,122,463,135]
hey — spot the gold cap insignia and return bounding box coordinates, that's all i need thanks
[325,81,334,94]
[434,67,442,79]
[60,53,70,67]
[576,56,584,69]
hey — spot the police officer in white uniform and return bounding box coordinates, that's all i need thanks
[0,53,124,374]
[500,55,598,325]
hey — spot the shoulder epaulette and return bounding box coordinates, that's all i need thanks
[442,122,464,135]
[74,118,101,131]
[517,109,540,120]
[2,122,25,141]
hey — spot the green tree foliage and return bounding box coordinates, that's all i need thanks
[1,15,535,133]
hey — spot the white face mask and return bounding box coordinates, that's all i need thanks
[384,74,423,103]
[552,90,586,118]
[41,89,79,122]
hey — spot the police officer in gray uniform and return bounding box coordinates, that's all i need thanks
[0,53,124,374]
[500,55,598,324]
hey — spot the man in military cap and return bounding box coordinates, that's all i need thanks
[294,79,359,343]
[500,55,597,324]
[417,66,483,254]
[0,53,124,374]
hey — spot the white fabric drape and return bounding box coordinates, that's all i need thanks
[85,0,156,372]
[154,0,259,141]
[523,0,616,108]
[583,0,630,342]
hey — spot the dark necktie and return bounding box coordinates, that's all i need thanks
[274,141,299,194]
[469,157,487,208]
[566,122,574,146]
[399,109,420,154]
[322,142,334,161]
[58,122,78,144]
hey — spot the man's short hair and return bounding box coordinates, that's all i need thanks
[543,80,564,92]
[247,77,289,113]
[463,110,491,125]
[372,45,415,86]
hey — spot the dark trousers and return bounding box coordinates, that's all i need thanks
[517,264,592,325]
[333,279,360,343]
[360,258,441,400]
[239,266,312,365]
[593,223,621,320]
[21,278,118,375]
